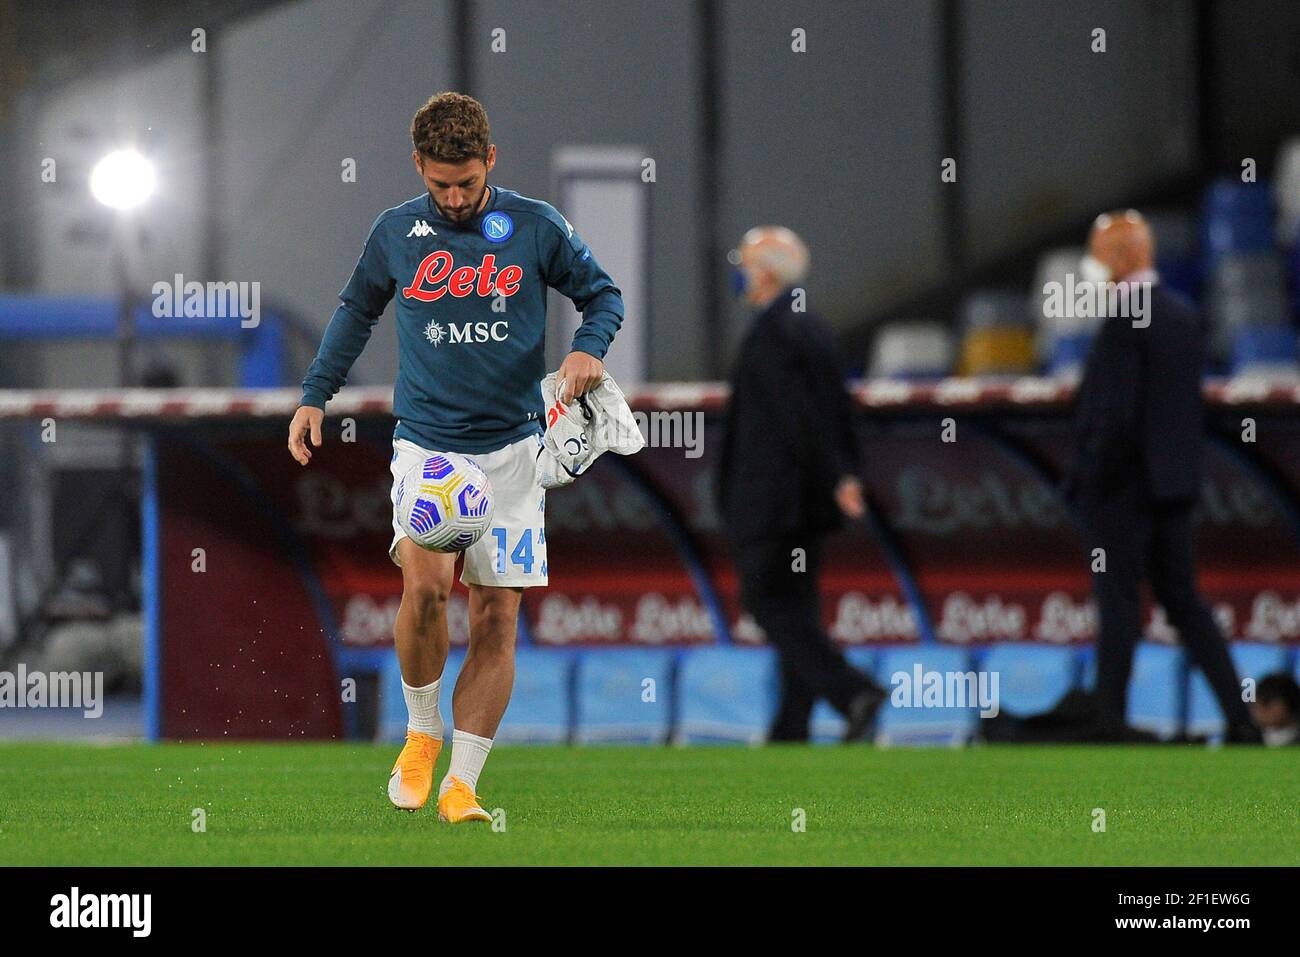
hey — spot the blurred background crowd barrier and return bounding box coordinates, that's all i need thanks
[1,379,1296,744]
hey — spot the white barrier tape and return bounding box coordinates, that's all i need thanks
[0,378,1294,419]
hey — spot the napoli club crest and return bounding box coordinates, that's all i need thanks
[481,211,514,243]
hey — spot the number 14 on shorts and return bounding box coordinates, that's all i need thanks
[491,527,546,576]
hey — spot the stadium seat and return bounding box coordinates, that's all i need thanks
[958,326,1038,377]
[872,646,979,746]
[978,644,1081,719]
[1212,289,1291,328]
[809,647,879,741]
[674,646,778,745]
[962,290,1031,331]
[1201,178,1274,273]
[1186,643,1291,740]
[957,291,1037,376]
[573,649,676,744]
[1208,252,1291,335]
[1274,135,1300,247]
[1229,325,1300,379]
[868,320,954,379]
[1126,642,1187,740]
[1210,251,1288,300]
[496,648,575,744]
[1208,290,1290,365]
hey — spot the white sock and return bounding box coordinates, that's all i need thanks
[402,678,443,739]
[439,729,493,796]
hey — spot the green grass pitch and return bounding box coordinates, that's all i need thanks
[1,742,1295,866]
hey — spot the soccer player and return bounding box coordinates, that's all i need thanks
[287,92,624,820]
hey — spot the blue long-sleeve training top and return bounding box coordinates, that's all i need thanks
[301,186,624,454]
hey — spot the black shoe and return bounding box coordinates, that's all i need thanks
[1081,721,1162,744]
[842,685,886,743]
[1225,721,1264,745]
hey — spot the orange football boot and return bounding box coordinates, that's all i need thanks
[437,775,493,823]
[388,730,441,810]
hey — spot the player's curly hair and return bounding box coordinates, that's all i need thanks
[411,92,491,163]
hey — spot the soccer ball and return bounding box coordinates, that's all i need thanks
[395,452,494,552]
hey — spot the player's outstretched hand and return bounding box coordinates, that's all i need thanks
[288,405,324,465]
[556,351,604,404]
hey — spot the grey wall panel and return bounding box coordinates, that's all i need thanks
[471,0,702,380]
[718,0,947,350]
[219,0,454,391]
[16,0,1210,389]
[960,0,1197,263]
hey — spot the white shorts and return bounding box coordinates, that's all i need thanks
[389,433,549,588]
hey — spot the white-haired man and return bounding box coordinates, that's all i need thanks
[716,226,885,742]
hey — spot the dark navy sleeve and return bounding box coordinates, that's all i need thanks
[301,216,396,409]
[535,208,624,361]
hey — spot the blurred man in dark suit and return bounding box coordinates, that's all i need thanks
[716,226,885,742]
[1065,210,1260,743]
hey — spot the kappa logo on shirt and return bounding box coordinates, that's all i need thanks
[402,251,523,302]
[406,220,437,238]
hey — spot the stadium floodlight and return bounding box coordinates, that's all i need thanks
[89,149,157,211]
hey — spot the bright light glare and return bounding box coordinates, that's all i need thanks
[89,149,157,210]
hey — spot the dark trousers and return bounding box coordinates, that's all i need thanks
[1079,488,1250,730]
[730,531,874,741]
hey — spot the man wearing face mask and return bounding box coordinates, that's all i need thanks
[715,226,886,743]
[1064,210,1261,744]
